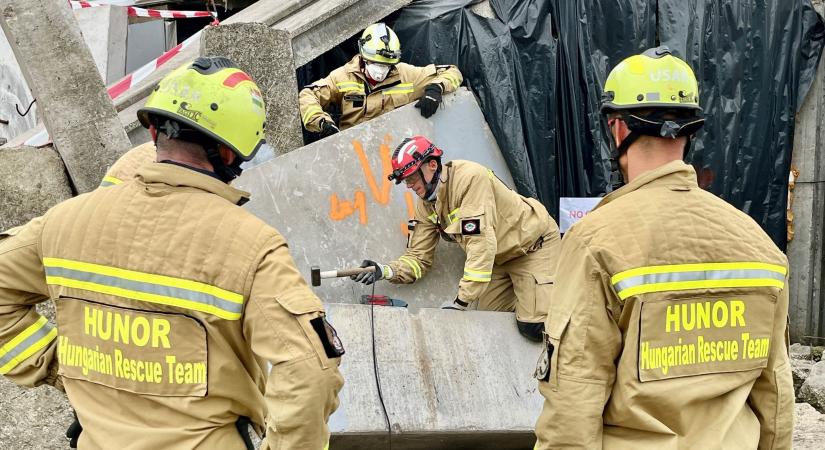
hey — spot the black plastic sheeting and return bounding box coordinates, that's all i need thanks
[383,0,824,250]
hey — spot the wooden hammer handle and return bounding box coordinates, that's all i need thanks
[324,266,376,278]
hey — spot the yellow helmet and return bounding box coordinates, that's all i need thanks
[138,57,266,162]
[358,23,401,65]
[601,46,701,113]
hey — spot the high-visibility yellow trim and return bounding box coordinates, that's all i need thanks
[338,87,365,94]
[46,276,242,320]
[463,268,492,283]
[427,213,439,224]
[448,208,461,224]
[0,316,58,374]
[616,279,785,301]
[441,74,460,89]
[302,105,324,125]
[610,262,787,285]
[399,256,422,280]
[44,258,242,304]
[99,176,122,187]
[382,83,414,95]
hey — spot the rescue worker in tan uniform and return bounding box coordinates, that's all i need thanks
[351,135,560,341]
[534,47,793,449]
[299,23,463,137]
[0,57,344,449]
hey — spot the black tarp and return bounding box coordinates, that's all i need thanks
[385,0,824,250]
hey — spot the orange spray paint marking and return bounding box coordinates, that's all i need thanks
[352,136,393,205]
[328,190,368,224]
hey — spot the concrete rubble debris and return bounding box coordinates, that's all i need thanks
[799,360,825,413]
[791,343,813,360]
[0,145,73,231]
[793,402,825,450]
[793,358,815,394]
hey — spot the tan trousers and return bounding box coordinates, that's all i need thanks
[476,238,559,323]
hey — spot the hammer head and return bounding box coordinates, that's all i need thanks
[310,266,321,287]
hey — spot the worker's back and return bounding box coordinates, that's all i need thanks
[42,163,300,449]
[566,161,792,449]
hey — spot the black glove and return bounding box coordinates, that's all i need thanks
[415,84,443,118]
[66,411,82,448]
[319,119,340,138]
[351,259,384,285]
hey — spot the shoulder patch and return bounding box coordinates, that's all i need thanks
[461,219,481,235]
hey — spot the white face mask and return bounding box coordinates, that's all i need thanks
[365,62,391,82]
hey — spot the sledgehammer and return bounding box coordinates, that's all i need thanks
[311,265,376,286]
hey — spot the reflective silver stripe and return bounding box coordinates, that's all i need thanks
[45,266,243,317]
[0,318,56,373]
[614,268,787,293]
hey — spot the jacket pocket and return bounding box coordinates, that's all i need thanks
[534,274,554,319]
[545,310,571,389]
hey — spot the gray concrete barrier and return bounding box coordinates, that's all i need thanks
[235,88,515,309]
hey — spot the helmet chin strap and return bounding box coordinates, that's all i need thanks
[608,128,639,192]
[422,160,442,201]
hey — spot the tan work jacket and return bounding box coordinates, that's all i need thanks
[299,55,463,132]
[0,163,343,449]
[388,160,559,302]
[535,161,793,449]
[99,141,157,187]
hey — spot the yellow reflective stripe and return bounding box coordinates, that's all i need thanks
[399,256,422,280]
[0,316,58,374]
[382,83,414,95]
[43,258,243,320]
[611,262,788,301]
[338,87,365,93]
[448,208,461,224]
[463,268,492,283]
[487,169,494,179]
[441,73,460,89]
[616,279,785,300]
[611,262,787,285]
[324,443,329,450]
[335,82,363,89]
[427,213,439,224]
[99,175,122,187]
[302,105,324,125]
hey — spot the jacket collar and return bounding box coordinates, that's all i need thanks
[344,55,400,87]
[135,162,251,206]
[595,160,697,211]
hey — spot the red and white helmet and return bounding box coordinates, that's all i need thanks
[388,135,444,184]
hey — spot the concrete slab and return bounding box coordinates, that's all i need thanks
[326,304,390,449]
[201,23,304,155]
[0,0,131,193]
[235,89,514,308]
[0,145,73,231]
[373,307,542,449]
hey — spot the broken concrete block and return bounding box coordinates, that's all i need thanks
[793,402,825,450]
[791,343,813,360]
[236,89,515,308]
[0,145,73,230]
[799,361,825,413]
[793,358,814,395]
[812,346,824,362]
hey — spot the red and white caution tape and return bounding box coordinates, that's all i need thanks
[69,1,216,19]
[24,25,209,147]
